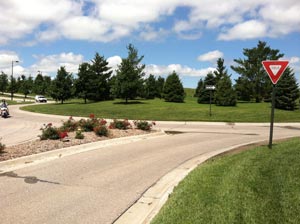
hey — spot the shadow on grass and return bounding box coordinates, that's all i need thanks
[113,101,146,105]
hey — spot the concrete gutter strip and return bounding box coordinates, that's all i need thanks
[0,131,166,173]
[114,135,298,224]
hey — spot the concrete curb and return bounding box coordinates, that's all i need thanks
[0,131,166,173]
[114,135,298,224]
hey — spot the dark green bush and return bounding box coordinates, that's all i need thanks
[39,123,60,140]
[79,118,97,132]
[0,142,5,153]
[93,125,109,137]
[109,119,131,130]
[134,120,155,131]
[75,130,84,139]
[61,116,78,131]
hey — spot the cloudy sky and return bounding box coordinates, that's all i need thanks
[0,0,299,87]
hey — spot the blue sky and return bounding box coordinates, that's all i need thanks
[0,0,299,88]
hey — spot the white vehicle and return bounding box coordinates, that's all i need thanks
[35,95,47,103]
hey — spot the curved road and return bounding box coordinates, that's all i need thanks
[1,105,300,224]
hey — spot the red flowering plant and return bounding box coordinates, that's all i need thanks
[58,131,68,140]
[61,116,78,132]
[39,123,60,140]
[93,125,109,137]
[99,119,107,126]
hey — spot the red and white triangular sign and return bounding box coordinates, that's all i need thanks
[262,60,289,84]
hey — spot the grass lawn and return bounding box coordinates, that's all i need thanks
[21,96,300,122]
[151,138,300,224]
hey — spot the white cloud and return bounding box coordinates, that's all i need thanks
[0,51,20,69]
[173,20,202,40]
[146,64,216,77]
[0,0,82,44]
[218,20,267,40]
[197,50,224,62]
[107,55,122,73]
[0,1,299,43]
[290,57,300,64]
[30,52,84,76]
[289,56,300,75]
[139,26,169,41]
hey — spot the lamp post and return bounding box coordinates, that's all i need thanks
[11,60,19,101]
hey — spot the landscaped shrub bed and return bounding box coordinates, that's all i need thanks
[39,114,156,141]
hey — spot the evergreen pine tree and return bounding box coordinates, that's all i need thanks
[51,66,73,104]
[33,73,45,94]
[231,41,283,102]
[214,58,226,83]
[90,53,112,101]
[145,74,157,99]
[155,76,165,99]
[114,44,145,103]
[215,75,237,106]
[163,71,185,103]
[214,58,236,106]
[75,62,92,103]
[194,79,204,97]
[197,72,215,104]
[275,67,299,110]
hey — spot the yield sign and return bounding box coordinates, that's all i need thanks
[262,60,289,84]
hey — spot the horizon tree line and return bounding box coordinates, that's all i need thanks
[0,41,298,110]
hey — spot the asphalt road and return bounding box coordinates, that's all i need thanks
[1,105,300,224]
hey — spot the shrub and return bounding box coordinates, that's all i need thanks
[134,120,156,131]
[0,141,5,153]
[61,116,78,132]
[75,130,84,139]
[109,119,131,130]
[79,118,97,132]
[39,123,60,140]
[93,125,109,137]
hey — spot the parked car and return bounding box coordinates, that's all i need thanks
[35,95,47,103]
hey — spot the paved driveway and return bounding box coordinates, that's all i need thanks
[0,104,67,146]
[1,105,300,224]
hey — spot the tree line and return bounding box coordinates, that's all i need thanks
[0,44,183,104]
[195,41,299,110]
[0,41,298,110]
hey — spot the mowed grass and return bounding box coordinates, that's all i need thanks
[151,138,300,224]
[21,96,300,122]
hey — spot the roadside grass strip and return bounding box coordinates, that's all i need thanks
[151,138,300,224]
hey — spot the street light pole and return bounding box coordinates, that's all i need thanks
[11,60,19,101]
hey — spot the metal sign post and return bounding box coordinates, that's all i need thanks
[205,85,215,117]
[262,60,289,149]
[269,84,276,149]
